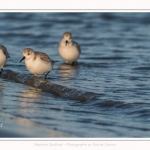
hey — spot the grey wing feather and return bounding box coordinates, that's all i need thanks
[3,49,10,58]
[0,45,10,58]
[73,41,81,54]
[35,52,51,63]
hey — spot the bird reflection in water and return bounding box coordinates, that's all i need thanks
[21,87,42,99]
[19,87,43,111]
[57,63,79,78]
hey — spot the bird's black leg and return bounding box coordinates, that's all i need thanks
[44,71,50,79]
[72,61,76,66]
[0,68,3,75]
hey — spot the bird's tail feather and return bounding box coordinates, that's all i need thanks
[52,60,59,64]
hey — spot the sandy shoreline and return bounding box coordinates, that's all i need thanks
[0,112,71,138]
[0,112,33,138]
[0,129,26,138]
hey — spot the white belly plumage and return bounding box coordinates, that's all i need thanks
[25,59,52,75]
[58,46,80,62]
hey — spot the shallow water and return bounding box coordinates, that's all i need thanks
[0,12,150,137]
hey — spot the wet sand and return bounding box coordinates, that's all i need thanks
[0,112,69,138]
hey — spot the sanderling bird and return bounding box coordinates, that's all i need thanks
[58,32,81,65]
[20,48,57,79]
[0,45,10,74]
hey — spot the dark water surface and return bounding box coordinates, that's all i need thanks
[0,12,150,137]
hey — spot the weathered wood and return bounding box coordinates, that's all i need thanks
[0,69,99,101]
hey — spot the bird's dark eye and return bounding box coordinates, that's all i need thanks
[28,53,30,55]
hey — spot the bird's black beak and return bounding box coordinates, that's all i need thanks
[20,56,25,62]
[65,40,68,46]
